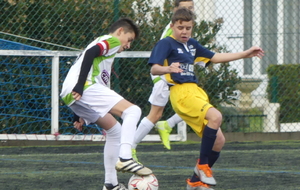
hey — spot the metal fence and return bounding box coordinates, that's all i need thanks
[1,0,300,136]
[0,50,189,142]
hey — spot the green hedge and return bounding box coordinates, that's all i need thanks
[267,64,300,123]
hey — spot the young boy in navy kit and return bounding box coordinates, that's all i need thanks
[148,8,264,190]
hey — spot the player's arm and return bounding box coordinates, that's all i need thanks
[149,39,183,75]
[211,46,264,63]
[72,45,102,98]
[151,62,183,75]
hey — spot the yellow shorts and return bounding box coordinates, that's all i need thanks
[170,83,213,137]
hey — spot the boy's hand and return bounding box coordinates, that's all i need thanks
[245,46,265,59]
[72,91,82,100]
[74,117,85,131]
[169,62,183,73]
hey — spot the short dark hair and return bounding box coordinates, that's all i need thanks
[174,0,193,7]
[109,18,140,39]
[172,7,195,24]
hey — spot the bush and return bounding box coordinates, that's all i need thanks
[267,64,300,123]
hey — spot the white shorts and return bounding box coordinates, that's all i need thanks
[148,78,170,107]
[69,83,123,124]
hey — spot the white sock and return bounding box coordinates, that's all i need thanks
[104,122,121,186]
[167,113,182,128]
[119,105,141,159]
[132,117,155,149]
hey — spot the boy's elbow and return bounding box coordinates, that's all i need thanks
[150,65,159,75]
[210,57,218,64]
[211,53,223,63]
[150,69,158,75]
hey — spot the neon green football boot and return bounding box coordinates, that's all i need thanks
[132,148,139,162]
[155,121,172,150]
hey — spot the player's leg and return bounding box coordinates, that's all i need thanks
[95,115,123,189]
[79,84,152,176]
[97,116,129,190]
[154,112,182,150]
[132,104,165,162]
[199,107,222,164]
[70,102,125,189]
[133,104,165,149]
[187,129,224,190]
[149,105,174,150]
[110,99,152,176]
[149,79,173,149]
[209,128,225,168]
[166,113,183,129]
[133,79,170,153]
[170,84,218,187]
[188,127,223,190]
[190,107,221,186]
[80,117,126,189]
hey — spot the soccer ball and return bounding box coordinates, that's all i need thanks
[128,174,159,190]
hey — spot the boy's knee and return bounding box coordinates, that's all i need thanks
[210,111,223,127]
[121,105,141,119]
[105,122,122,141]
[206,108,223,125]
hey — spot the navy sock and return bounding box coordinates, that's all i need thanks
[199,126,217,165]
[208,150,220,168]
[190,172,200,182]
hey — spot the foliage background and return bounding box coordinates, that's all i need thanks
[267,64,300,123]
[1,0,247,134]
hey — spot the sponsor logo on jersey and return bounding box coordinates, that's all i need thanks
[177,48,184,54]
[101,70,110,85]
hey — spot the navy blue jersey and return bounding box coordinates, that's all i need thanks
[148,36,215,85]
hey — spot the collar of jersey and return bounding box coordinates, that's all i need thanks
[170,35,188,45]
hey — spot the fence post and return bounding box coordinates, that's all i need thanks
[177,121,187,141]
[263,102,280,132]
[51,55,60,134]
